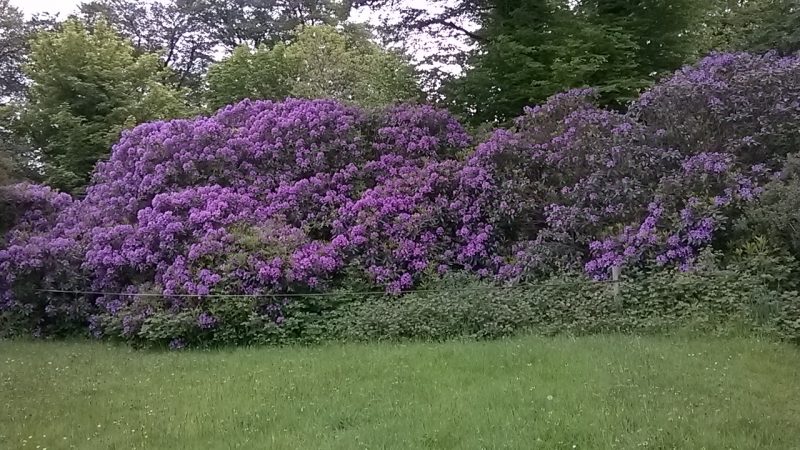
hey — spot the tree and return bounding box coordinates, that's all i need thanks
[20,19,191,192]
[441,0,645,124]
[366,0,714,124]
[0,0,28,183]
[77,0,216,91]
[205,44,293,109]
[194,0,354,49]
[206,25,421,110]
[577,0,705,77]
[705,0,800,55]
[0,1,58,99]
[0,0,28,99]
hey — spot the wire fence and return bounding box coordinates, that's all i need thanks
[34,277,625,299]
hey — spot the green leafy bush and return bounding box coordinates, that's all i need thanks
[735,153,800,257]
[80,244,800,348]
[334,252,800,344]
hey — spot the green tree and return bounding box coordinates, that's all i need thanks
[577,0,705,77]
[78,0,216,91]
[0,0,28,99]
[705,0,800,54]
[442,0,645,124]
[206,25,421,110]
[367,0,713,124]
[21,19,190,192]
[205,43,293,110]
[194,0,354,49]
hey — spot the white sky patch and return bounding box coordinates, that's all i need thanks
[352,0,475,76]
[12,0,80,17]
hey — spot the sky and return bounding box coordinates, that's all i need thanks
[12,0,80,17]
[11,0,394,20]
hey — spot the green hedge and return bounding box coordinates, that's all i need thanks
[125,266,800,348]
[7,245,800,348]
[332,270,799,343]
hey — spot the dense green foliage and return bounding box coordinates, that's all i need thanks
[708,0,800,55]
[338,246,800,343]
[20,19,190,192]
[71,249,800,348]
[442,1,644,122]
[444,0,710,123]
[206,25,421,109]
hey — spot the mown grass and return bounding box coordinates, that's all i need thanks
[1,335,800,449]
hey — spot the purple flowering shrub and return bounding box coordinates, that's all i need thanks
[456,85,777,280]
[585,156,768,277]
[0,183,89,335]
[0,183,72,239]
[0,99,473,343]
[457,89,683,278]
[632,52,800,166]
[586,51,800,276]
[334,159,464,292]
[2,52,800,344]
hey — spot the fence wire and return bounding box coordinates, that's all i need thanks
[35,278,624,299]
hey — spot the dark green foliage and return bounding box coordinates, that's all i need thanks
[708,0,800,55]
[63,246,800,348]
[736,153,800,257]
[578,0,703,76]
[442,0,710,124]
[742,0,800,54]
[0,149,15,187]
[444,1,646,123]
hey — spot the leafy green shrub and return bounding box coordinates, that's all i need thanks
[735,153,800,257]
[84,245,800,348]
[334,259,800,343]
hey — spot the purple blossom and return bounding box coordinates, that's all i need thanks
[168,338,186,350]
[1,61,793,340]
[197,312,217,329]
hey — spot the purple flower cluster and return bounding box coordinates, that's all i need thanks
[2,51,799,340]
[632,52,800,166]
[0,99,474,338]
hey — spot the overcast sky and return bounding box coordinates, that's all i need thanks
[12,0,80,17]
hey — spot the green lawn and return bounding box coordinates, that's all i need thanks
[1,335,799,449]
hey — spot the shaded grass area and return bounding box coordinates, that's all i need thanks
[2,335,800,449]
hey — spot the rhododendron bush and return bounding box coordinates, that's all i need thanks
[2,52,799,343]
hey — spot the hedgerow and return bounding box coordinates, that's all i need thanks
[2,52,800,345]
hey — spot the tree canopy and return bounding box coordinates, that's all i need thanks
[20,19,191,192]
[0,0,798,193]
[0,0,29,99]
[206,25,421,110]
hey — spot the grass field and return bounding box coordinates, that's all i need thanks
[2,335,800,449]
